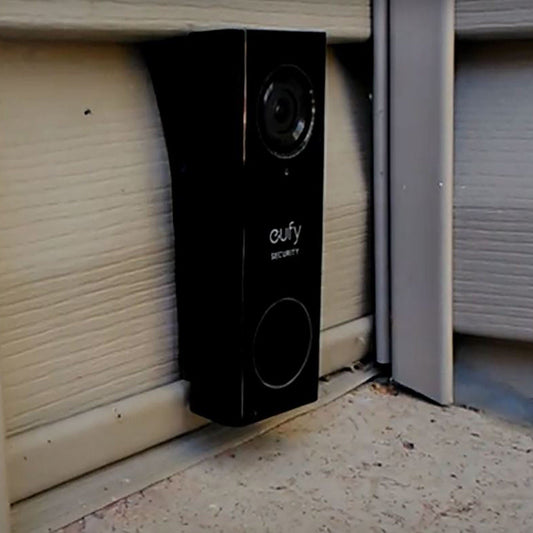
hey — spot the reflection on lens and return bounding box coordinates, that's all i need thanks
[258,65,315,158]
[292,119,305,141]
[274,98,290,124]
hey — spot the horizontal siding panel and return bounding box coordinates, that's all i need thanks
[322,47,372,329]
[0,42,372,436]
[0,42,178,436]
[456,1,533,39]
[0,0,370,41]
[7,317,372,503]
[454,42,533,341]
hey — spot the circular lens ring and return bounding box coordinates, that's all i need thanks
[257,64,316,159]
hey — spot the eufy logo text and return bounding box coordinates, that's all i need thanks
[269,221,302,261]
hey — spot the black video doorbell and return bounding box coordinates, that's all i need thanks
[145,29,326,426]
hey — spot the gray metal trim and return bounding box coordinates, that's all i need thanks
[389,0,454,404]
[372,0,390,365]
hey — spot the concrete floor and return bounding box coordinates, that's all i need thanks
[59,382,533,533]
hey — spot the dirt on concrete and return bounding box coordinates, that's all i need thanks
[58,383,533,533]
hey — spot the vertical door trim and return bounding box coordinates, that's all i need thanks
[389,0,454,404]
[373,0,391,365]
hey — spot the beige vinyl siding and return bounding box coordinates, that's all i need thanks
[0,42,178,436]
[323,48,372,329]
[0,37,371,486]
[7,316,373,504]
[454,41,533,341]
[0,0,370,41]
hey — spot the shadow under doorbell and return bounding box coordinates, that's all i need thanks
[144,29,326,426]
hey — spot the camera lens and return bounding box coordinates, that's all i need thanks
[258,65,315,158]
[273,95,292,126]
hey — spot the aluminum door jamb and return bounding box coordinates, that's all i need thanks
[389,0,454,404]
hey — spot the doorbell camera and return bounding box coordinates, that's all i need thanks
[258,64,316,158]
[145,29,326,426]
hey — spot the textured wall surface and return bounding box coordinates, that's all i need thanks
[454,41,533,341]
[0,42,372,438]
[0,42,178,436]
[0,0,370,41]
[456,1,533,39]
[323,48,372,329]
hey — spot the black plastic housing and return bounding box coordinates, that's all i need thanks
[144,29,326,426]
